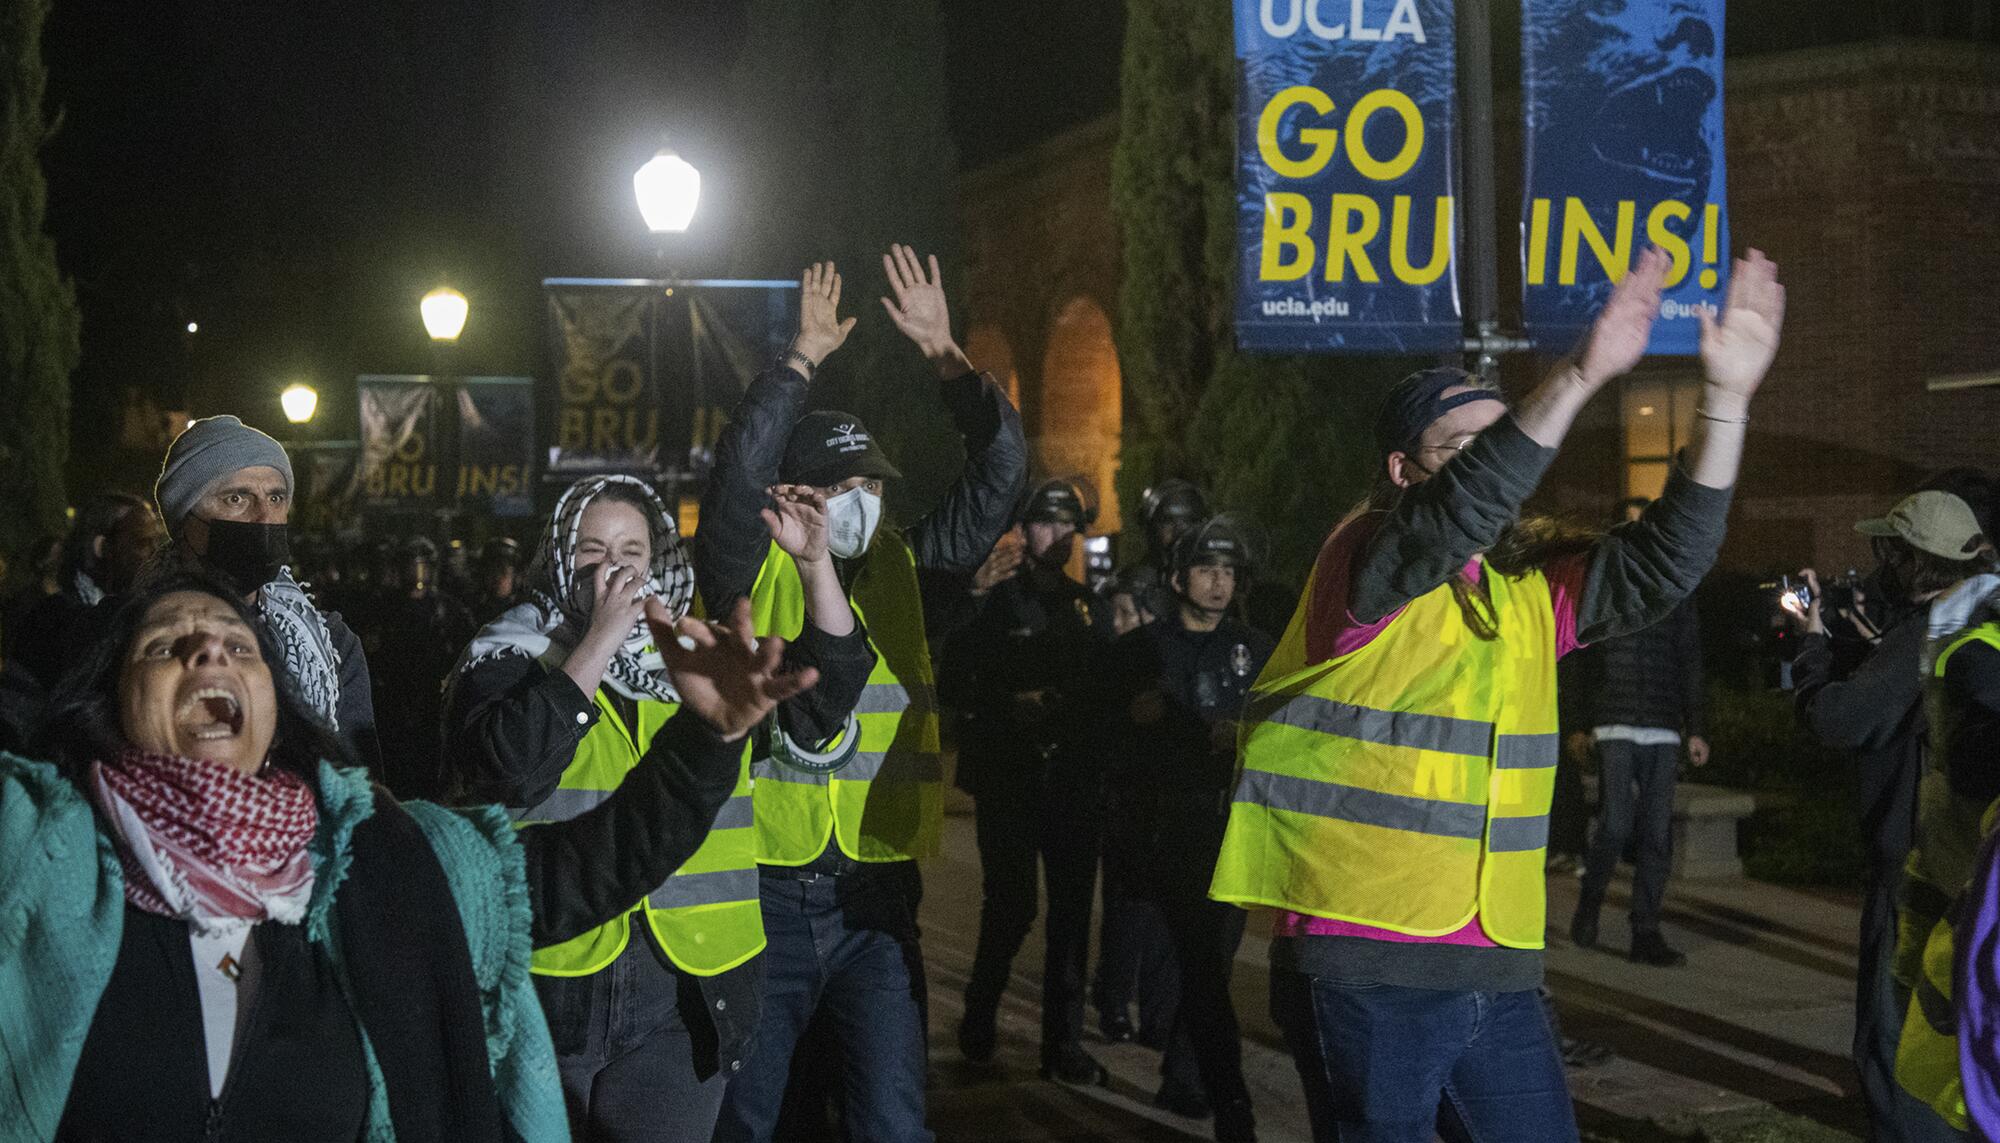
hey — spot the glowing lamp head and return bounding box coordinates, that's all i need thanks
[421,287,469,342]
[280,383,319,425]
[634,150,701,234]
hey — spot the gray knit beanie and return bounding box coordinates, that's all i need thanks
[154,415,295,536]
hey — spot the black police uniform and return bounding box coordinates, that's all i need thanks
[939,565,1111,1071]
[1100,608,1273,1118]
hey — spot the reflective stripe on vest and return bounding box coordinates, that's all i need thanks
[1895,915,1970,1131]
[517,684,765,977]
[1210,557,1559,948]
[747,535,942,863]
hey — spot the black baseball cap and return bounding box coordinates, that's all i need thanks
[1373,367,1507,458]
[781,410,903,487]
[1021,479,1090,527]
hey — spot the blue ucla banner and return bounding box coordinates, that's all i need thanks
[1234,0,1460,353]
[1521,0,1729,354]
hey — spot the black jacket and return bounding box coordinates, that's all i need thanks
[938,570,1109,803]
[692,362,1028,638]
[1568,598,1705,735]
[1794,614,1928,874]
[1099,614,1274,898]
[443,625,871,1066]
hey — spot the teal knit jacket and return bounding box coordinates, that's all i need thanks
[0,751,569,1142]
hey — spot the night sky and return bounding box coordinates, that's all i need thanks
[35,0,1991,493]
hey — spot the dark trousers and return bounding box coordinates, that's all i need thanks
[1093,886,1179,1038]
[712,867,932,1143]
[1158,896,1249,1108]
[964,792,1099,1051]
[1578,738,1679,933]
[1271,969,1578,1142]
[535,935,730,1143]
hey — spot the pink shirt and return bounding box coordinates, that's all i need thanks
[1269,514,1586,947]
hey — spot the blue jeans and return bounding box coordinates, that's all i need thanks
[535,935,730,1143]
[1270,969,1578,1142]
[712,866,932,1143]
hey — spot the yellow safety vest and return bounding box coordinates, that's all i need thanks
[1210,559,1560,948]
[1893,622,2000,1129]
[747,534,942,864]
[517,685,765,977]
[1896,915,1969,1132]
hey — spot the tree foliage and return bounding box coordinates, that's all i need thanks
[1112,1,1421,597]
[725,0,963,519]
[0,0,80,564]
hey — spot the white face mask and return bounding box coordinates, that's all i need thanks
[825,487,883,560]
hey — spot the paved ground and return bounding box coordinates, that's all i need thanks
[918,809,1870,1142]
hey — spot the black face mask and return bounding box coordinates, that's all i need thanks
[201,519,292,595]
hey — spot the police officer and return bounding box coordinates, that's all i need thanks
[941,477,1113,1084]
[1133,479,1208,622]
[1100,516,1271,1142]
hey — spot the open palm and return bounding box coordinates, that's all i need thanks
[1576,245,1669,388]
[1699,250,1785,397]
[761,484,829,564]
[649,597,818,742]
[880,244,952,358]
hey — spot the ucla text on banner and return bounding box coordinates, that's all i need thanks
[1521,0,1728,354]
[456,378,535,518]
[1235,0,1460,353]
[541,280,799,483]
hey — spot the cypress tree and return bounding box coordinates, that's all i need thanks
[1112,1,1415,594]
[0,0,81,563]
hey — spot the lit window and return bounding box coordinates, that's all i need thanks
[1621,375,1700,500]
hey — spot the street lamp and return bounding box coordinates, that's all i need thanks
[281,383,319,425]
[421,286,469,342]
[634,150,701,234]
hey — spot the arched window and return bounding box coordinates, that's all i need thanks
[1037,297,1122,533]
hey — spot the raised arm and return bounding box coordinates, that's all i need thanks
[1349,250,1672,623]
[877,244,1028,578]
[694,262,857,610]
[1573,251,1786,641]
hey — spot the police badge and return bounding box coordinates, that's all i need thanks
[1230,642,1252,677]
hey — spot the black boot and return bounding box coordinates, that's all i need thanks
[1213,1098,1257,1143]
[1629,930,1687,967]
[1153,1075,1212,1119]
[1039,1040,1110,1086]
[958,1007,998,1065]
[1569,899,1601,950]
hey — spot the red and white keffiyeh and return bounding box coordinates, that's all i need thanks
[89,745,319,936]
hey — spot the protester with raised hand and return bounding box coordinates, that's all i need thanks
[444,474,871,1143]
[699,250,1025,1143]
[1211,248,1785,1142]
[0,571,814,1142]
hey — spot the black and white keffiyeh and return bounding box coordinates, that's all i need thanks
[457,475,695,703]
[259,569,343,729]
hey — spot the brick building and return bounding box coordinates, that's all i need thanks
[956,38,2000,577]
